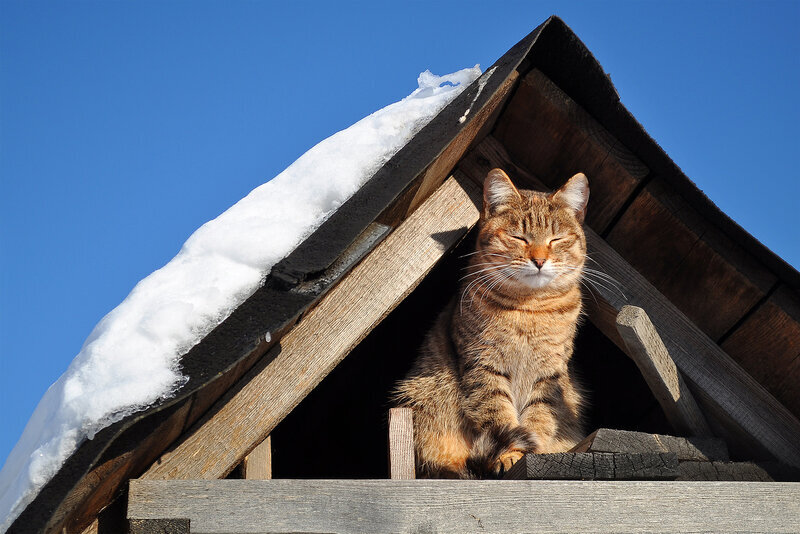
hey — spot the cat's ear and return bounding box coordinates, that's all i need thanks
[483,168,521,216]
[553,173,589,224]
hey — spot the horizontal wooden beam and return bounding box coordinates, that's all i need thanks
[141,174,482,480]
[128,479,800,533]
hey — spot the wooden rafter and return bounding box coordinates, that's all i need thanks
[141,174,482,480]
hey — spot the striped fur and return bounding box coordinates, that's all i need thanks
[394,169,589,478]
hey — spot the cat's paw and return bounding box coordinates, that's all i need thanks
[495,449,525,475]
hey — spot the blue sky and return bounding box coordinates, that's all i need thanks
[1,1,797,468]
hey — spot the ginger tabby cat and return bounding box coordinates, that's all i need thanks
[394,168,589,478]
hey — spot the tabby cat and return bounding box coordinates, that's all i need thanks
[393,168,589,478]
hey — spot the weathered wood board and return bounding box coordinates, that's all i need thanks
[493,69,648,233]
[142,174,482,480]
[388,407,415,480]
[504,452,678,480]
[605,178,776,341]
[457,145,800,468]
[128,479,800,534]
[242,436,271,480]
[615,305,713,436]
[721,285,800,417]
[572,428,729,461]
[677,461,773,482]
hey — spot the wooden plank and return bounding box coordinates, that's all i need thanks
[388,407,415,480]
[605,178,776,341]
[242,436,271,480]
[677,461,773,482]
[141,174,482,480]
[457,154,800,468]
[571,428,728,461]
[615,305,713,436]
[721,285,800,417]
[504,452,678,480]
[128,479,800,533]
[493,69,647,233]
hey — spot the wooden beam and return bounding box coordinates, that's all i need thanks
[678,461,773,482]
[571,428,728,462]
[388,407,415,480]
[457,137,800,468]
[242,436,271,480]
[128,479,800,533]
[615,305,713,436]
[504,452,678,480]
[142,174,482,480]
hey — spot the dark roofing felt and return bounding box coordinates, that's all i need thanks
[10,15,799,534]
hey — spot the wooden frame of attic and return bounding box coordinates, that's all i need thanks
[10,16,800,534]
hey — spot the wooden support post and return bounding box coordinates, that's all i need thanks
[388,408,415,480]
[242,436,272,480]
[615,305,713,437]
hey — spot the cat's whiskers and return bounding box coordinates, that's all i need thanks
[557,264,627,300]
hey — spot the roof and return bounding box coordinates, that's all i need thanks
[9,15,800,534]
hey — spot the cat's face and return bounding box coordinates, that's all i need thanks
[476,169,588,292]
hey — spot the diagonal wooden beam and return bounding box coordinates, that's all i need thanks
[615,305,713,437]
[142,173,482,480]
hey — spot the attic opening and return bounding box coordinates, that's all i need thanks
[267,228,670,479]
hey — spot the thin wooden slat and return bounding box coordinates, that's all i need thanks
[388,408,415,480]
[571,428,728,462]
[615,305,713,436]
[128,479,800,534]
[493,69,647,233]
[503,452,678,481]
[242,436,271,480]
[141,174,482,480]
[457,151,800,468]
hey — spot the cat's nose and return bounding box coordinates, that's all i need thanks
[532,258,546,269]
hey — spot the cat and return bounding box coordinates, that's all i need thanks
[393,168,589,478]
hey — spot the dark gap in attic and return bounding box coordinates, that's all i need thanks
[270,228,671,479]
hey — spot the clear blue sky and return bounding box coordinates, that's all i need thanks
[1,1,798,467]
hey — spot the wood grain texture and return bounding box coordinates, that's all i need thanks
[571,428,728,462]
[503,452,678,480]
[457,159,800,468]
[493,69,647,233]
[128,518,189,534]
[128,479,800,533]
[242,436,271,480]
[388,408,415,480]
[678,461,773,482]
[142,174,482,480]
[605,179,776,341]
[722,285,800,417]
[616,305,713,436]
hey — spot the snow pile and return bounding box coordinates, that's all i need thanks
[0,65,482,531]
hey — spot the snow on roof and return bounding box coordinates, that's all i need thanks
[0,64,481,531]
